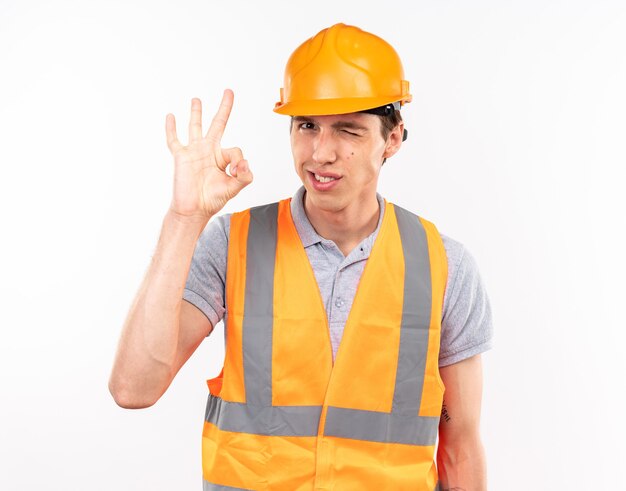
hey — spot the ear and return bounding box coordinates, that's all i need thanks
[382,121,404,159]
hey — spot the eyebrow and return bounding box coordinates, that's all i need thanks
[292,116,369,132]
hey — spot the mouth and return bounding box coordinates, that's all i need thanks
[313,173,338,183]
[307,170,341,190]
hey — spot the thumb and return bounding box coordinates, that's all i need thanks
[228,159,254,192]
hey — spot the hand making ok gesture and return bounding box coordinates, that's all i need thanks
[165,89,253,222]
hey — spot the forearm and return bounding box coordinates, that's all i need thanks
[108,210,209,408]
[437,433,487,491]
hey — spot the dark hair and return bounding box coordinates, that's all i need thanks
[377,110,403,164]
[378,110,403,142]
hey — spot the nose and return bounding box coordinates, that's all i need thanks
[311,129,337,165]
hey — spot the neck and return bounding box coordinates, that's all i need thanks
[303,191,381,257]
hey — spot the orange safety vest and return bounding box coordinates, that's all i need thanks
[202,198,448,491]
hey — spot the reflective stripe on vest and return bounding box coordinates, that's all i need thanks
[203,478,442,491]
[204,480,251,491]
[202,199,447,491]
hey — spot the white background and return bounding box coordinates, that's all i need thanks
[1,0,625,489]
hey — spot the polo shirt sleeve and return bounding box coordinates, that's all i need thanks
[438,235,494,367]
[182,213,231,331]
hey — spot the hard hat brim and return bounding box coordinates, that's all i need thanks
[273,95,411,117]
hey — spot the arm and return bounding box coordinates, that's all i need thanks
[108,213,213,409]
[108,90,253,409]
[437,354,487,490]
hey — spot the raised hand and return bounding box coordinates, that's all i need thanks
[165,89,253,222]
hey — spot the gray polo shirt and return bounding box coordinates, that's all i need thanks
[183,186,493,367]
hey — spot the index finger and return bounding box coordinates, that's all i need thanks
[205,89,234,144]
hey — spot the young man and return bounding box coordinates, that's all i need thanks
[109,23,493,490]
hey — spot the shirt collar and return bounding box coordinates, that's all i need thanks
[289,186,386,250]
